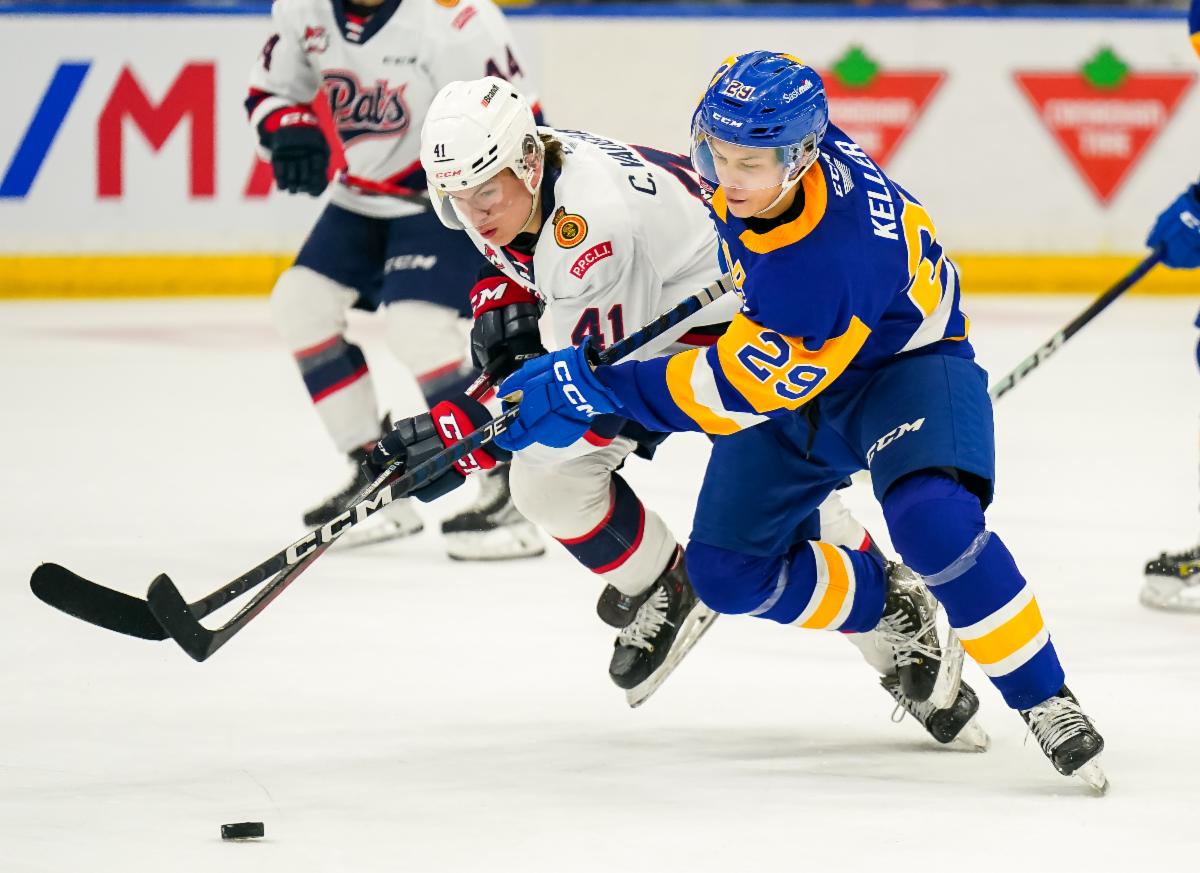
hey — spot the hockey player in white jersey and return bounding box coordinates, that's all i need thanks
[246,0,542,558]
[359,77,987,744]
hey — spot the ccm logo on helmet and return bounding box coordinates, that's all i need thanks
[434,169,462,178]
[553,360,598,418]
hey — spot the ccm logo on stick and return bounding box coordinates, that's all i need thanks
[285,487,396,563]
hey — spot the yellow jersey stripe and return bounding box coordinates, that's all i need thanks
[664,349,743,435]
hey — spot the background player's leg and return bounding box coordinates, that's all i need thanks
[1140,310,1200,611]
[271,204,422,537]
[271,266,381,456]
[380,211,540,559]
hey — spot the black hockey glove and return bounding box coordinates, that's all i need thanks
[258,106,330,196]
[365,394,511,503]
[468,275,546,379]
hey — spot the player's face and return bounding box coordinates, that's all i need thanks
[706,139,786,217]
[448,170,534,246]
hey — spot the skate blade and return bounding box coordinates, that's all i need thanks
[332,517,424,550]
[927,626,965,711]
[625,608,718,709]
[951,716,990,753]
[444,522,546,562]
[1073,758,1108,795]
[1139,579,1200,613]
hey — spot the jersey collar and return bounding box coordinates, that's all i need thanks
[333,0,404,46]
[712,161,829,255]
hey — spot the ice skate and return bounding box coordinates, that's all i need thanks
[1020,686,1107,794]
[303,445,424,549]
[1140,545,1200,613]
[874,562,946,704]
[441,465,544,561]
[596,582,655,628]
[608,549,717,708]
[881,674,990,751]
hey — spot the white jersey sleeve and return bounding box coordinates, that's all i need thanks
[246,1,323,133]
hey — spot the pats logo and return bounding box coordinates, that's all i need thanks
[322,70,411,143]
[570,242,613,279]
[302,26,329,55]
[821,46,944,169]
[552,207,588,248]
[1015,47,1194,204]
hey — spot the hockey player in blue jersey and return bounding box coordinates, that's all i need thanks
[1140,0,1200,611]
[493,52,1106,789]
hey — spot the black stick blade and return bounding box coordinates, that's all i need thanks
[30,563,167,641]
[146,574,217,662]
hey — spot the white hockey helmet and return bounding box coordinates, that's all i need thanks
[421,77,543,229]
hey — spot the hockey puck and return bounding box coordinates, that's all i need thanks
[220,822,264,840]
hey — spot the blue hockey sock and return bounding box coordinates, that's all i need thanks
[883,472,1065,710]
[686,540,886,632]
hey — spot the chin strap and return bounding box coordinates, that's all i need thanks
[751,138,821,218]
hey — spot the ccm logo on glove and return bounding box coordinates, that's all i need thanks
[554,360,599,418]
[432,400,499,475]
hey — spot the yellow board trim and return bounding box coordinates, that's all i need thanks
[664,348,743,436]
[961,597,1046,666]
[0,253,1195,299]
[799,542,851,630]
[1191,31,1200,61]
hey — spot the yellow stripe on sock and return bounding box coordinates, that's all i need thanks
[800,542,851,629]
[960,596,1045,665]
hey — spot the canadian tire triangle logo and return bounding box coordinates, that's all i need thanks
[1016,47,1194,204]
[822,46,944,168]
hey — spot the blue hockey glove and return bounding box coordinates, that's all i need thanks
[1147,182,1200,269]
[494,341,621,452]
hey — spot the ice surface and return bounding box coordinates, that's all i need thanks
[1,293,1198,872]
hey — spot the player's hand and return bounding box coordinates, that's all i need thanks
[258,107,330,196]
[471,302,546,378]
[366,395,509,503]
[468,276,546,378]
[494,341,621,452]
[1147,182,1200,269]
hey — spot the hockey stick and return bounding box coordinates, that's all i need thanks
[33,276,734,657]
[988,248,1163,401]
[29,368,506,642]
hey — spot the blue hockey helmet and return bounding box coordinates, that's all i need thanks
[690,52,829,196]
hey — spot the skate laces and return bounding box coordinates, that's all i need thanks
[617,586,671,652]
[1023,695,1092,754]
[876,607,940,667]
[882,677,935,724]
